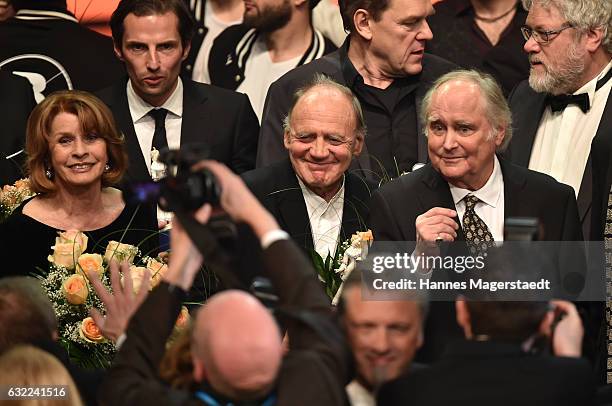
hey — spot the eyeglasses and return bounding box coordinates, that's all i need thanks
[520,23,574,44]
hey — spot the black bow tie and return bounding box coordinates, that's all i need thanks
[546,93,590,113]
[545,67,612,114]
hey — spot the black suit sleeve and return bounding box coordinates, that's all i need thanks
[231,93,260,174]
[368,189,406,241]
[257,79,293,167]
[98,284,199,406]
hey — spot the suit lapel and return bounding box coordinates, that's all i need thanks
[419,165,465,241]
[577,93,612,226]
[340,174,373,240]
[500,159,527,220]
[107,84,150,183]
[273,161,314,250]
[511,90,548,166]
[180,80,208,147]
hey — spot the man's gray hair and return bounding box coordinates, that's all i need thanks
[420,69,513,152]
[282,73,367,141]
[522,0,612,54]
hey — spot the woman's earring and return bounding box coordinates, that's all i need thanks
[104,163,110,172]
[45,168,53,180]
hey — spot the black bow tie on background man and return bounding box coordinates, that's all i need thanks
[545,67,612,113]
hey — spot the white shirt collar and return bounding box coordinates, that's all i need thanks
[573,59,612,105]
[296,174,345,209]
[346,380,375,406]
[15,9,78,22]
[449,155,503,208]
[126,77,184,123]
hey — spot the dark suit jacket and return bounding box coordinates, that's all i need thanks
[99,239,351,406]
[378,340,595,406]
[242,159,375,252]
[368,159,583,242]
[0,71,36,186]
[257,40,457,176]
[367,159,583,361]
[508,80,612,240]
[96,79,260,182]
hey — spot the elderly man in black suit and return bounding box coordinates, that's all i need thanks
[96,0,259,185]
[242,75,373,266]
[368,69,583,361]
[256,0,457,181]
[508,0,611,241]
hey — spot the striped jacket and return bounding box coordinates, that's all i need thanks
[208,24,336,90]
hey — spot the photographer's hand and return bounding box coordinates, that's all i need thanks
[162,204,212,291]
[89,261,150,342]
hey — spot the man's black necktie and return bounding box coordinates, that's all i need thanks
[545,67,612,113]
[148,108,168,152]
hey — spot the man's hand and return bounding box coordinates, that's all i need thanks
[546,300,584,358]
[415,207,459,243]
[88,261,150,342]
[162,203,212,291]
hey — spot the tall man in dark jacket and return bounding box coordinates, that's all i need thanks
[97,0,259,184]
[257,0,456,181]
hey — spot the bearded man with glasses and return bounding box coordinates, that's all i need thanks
[508,0,611,385]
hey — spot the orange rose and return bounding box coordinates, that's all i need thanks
[62,274,88,305]
[77,254,104,278]
[104,241,138,264]
[79,317,105,343]
[126,266,148,294]
[58,230,88,251]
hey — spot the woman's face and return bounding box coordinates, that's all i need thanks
[48,112,108,191]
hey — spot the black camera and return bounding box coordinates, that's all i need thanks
[123,145,221,212]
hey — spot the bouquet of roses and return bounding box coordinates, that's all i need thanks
[0,178,36,222]
[39,230,169,369]
[311,230,373,304]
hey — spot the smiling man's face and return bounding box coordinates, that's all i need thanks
[427,79,504,190]
[284,85,363,201]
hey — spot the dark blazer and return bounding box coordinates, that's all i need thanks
[508,80,612,240]
[368,159,582,242]
[0,71,36,186]
[96,78,260,182]
[367,159,584,361]
[99,239,351,406]
[242,159,375,252]
[378,340,595,406]
[256,41,457,174]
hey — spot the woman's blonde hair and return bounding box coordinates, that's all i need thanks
[0,345,83,406]
[26,90,127,194]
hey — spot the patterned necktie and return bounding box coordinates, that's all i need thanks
[462,194,494,256]
[604,189,612,383]
[148,108,169,152]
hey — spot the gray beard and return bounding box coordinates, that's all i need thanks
[528,44,586,95]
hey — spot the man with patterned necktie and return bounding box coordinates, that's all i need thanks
[368,69,583,362]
